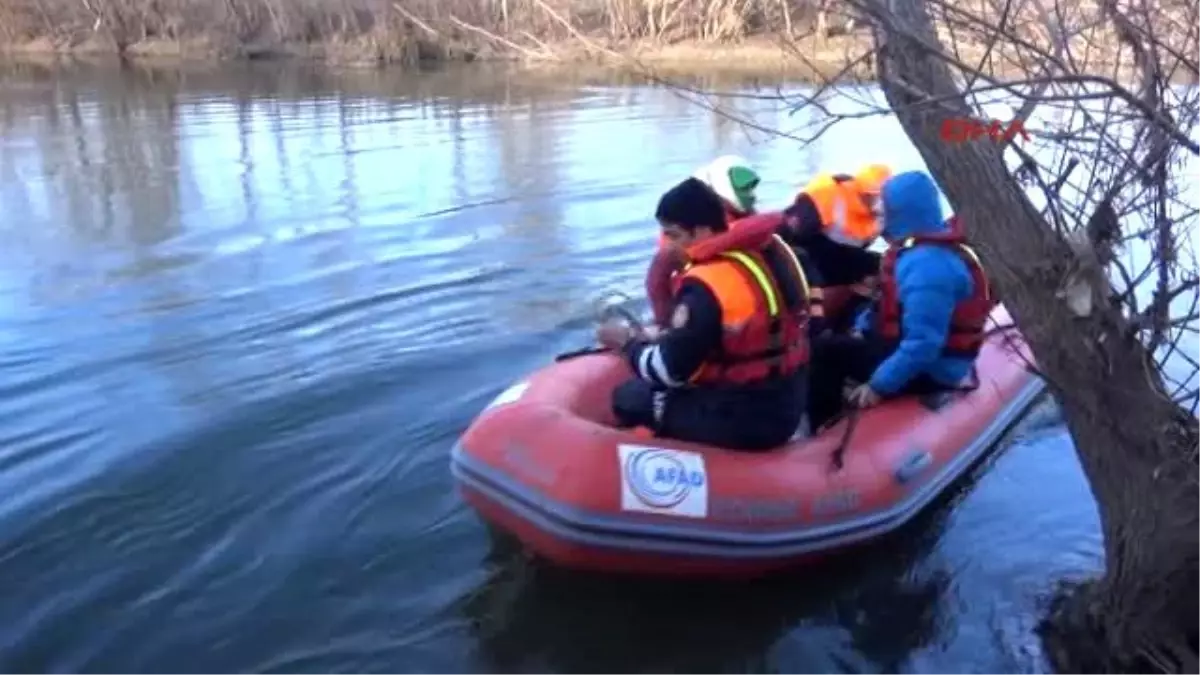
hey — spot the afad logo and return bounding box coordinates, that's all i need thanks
[623,449,705,509]
[940,117,1029,144]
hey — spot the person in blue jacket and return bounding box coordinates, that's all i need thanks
[805,170,992,430]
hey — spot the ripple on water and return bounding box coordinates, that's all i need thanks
[0,63,1111,673]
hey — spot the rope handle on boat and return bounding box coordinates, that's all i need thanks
[826,318,1020,470]
[827,362,986,472]
[829,405,860,472]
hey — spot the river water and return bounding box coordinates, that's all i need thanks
[0,60,1102,673]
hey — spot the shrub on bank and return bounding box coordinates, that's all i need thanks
[0,0,850,63]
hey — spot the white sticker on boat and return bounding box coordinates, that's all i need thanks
[488,381,529,409]
[618,444,708,518]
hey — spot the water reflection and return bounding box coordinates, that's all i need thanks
[461,499,957,674]
[4,60,893,347]
[0,60,1104,673]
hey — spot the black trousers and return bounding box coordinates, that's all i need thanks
[611,375,807,452]
[805,335,945,430]
[794,235,879,335]
[827,292,873,335]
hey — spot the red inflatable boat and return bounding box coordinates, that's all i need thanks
[451,305,1044,578]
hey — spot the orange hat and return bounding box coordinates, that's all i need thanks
[854,164,893,194]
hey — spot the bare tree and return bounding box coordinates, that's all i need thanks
[528,0,1199,668]
[828,0,1199,669]
[798,2,1198,672]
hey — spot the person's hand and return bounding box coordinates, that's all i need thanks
[851,276,879,296]
[845,383,882,409]
[652,241,688,272]
[781,204,803,233]
[639,325,664,341]
[596,321,635,350]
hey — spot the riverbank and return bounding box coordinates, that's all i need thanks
[0,32,876,79]
[0,0,1186,82]
[0,0,864,76]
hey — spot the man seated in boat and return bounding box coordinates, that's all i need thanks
[805,170,992,431]
[777,163,893,332]
[596,176,814,451]
[645,155,829,337]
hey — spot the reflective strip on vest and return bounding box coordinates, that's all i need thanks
[956,242,984,270]
[807,178,874,248]
[682,242,815,385]
[770,235,813,306]
[682,238,813,315]
[902,236,984,271]
[718,250,780,318]
[683,251,784,385]
[826,194,857,246]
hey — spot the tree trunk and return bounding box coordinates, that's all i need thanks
[864,0,1200,670]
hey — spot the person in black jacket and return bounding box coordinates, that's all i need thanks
[596,178,813,451]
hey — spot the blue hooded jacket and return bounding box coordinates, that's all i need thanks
[853,171,977,395]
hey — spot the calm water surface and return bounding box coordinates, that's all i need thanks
[0,61,1102,673]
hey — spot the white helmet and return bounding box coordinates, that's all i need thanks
[691,155,760,215]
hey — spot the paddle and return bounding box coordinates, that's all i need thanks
[555,346,610,362]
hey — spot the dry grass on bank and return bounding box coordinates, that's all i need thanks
[0,0,865,67]
[0,0,1184,79]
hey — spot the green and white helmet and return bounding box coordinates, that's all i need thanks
[692,155,760,215]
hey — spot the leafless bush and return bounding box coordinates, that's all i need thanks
[0,0,859,61]
[773,0,1200,415]
[623,0,1199,668]
[653,0,1200,451]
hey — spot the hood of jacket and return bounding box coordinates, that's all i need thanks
[880,171,948,240]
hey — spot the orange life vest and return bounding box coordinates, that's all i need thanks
[876,232,992,358]
[800,174,880,247]
[673,235,813,385]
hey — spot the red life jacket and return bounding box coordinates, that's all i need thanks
[649,211,785,327]
[945,214,964,236]
[876,232,992,358]
[674,233,813,385]
[723,203,749,223]
[654,204,751,250]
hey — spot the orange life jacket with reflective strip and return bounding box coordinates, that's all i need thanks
[674,235,813,385]
[876,232,992,358]
[658,213,825,321]
[800,174,880,248]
